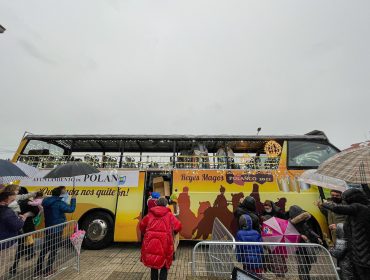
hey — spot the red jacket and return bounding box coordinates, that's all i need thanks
[140,206,182,269]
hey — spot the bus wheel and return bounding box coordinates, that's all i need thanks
[81,211,114,250]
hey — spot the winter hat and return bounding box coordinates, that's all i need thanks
[151,192,160,199]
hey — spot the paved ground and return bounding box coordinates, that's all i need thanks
[54,241,196,280]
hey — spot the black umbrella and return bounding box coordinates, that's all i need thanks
[0,159,28,177]
[44,162,100,191]
[0,159,28,184]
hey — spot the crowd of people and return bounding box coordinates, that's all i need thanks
[233,186,370,280]
[1,184,369,280]
[0,184,76,279]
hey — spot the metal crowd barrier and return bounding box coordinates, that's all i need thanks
[209,218,236,277]
[192,241,339,280]
[0,221,79,280]
[211,218,235,242]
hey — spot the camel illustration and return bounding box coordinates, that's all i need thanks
[178,186,198,238]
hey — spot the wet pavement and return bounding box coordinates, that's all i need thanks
[54,241,196,280]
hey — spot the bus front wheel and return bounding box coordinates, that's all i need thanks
[81,211,114,250]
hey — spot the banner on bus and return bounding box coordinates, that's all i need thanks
[19,170,139,187]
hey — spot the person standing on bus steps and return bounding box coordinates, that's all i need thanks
[140,197,182,280]
[34,186,76,278]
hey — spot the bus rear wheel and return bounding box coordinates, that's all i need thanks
[81,211,114,250]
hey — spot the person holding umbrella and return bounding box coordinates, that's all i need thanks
[316,190,346,243]
[33,186,76,278]
[319,188,370,280]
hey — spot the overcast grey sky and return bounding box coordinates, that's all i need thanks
[1,0,369,159]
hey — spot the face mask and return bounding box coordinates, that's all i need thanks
[265,208,272,213]
[331,197,342,204]
[60,192,69,203]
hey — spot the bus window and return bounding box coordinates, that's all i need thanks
[20,140,65,167]
[288,141,338,169]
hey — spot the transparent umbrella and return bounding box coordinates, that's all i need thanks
[299,169,349,192]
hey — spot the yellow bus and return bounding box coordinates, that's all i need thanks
[12,131,339,249]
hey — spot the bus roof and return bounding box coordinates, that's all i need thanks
[22,130,333,153]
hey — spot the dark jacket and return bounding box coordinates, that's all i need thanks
[0,205,24,247]
[234,196,260,232]
[18,199,40,233]
[140,206,182,269]
[42,196,76,228]
[322,188,370,268]
[236,214,263,270]
[289,205,321,244]
[329,223,354,280]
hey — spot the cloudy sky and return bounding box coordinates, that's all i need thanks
[0,0,369,159]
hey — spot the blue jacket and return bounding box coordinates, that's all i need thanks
[42,196,76,228]
[236,214,263,270]
[0,205,24,248]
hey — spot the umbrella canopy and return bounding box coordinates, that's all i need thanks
[316,145,370,184]
[299,169,348,192]
[15,162,40,177]
[262,217,300,255]
[44,162,100,179]
[0,159,27,177]
[0,159,28,184]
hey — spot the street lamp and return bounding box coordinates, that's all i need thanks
[0,25,6,33]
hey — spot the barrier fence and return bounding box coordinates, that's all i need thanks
[211,218,235,242]
[192,241,339,280]
[0,220,79,280]
[209,218,236,277]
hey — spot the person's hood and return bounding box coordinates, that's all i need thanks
[289,205,311,224]
[240,196,256,212]
[42,196,61,207]
[288,205,304,219]
[239,214,253,230]
[149,206,171,217]
[342,188,368,205]
[336,223,345,239]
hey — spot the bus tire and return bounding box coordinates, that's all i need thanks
[81,211,114,250]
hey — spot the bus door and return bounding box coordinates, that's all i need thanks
[143,171,172,216]
[114,171,145,242]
